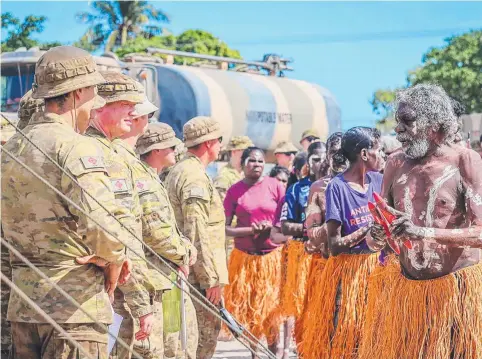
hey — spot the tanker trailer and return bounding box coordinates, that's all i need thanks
[124,49,341,156]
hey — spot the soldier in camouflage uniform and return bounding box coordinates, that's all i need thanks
[114,93,196,358]
[165,117,229,359]
[80,71,153,359]
[0,228,11,359]
[1,46,130,359]
[0,91,44,358]
[136,122,199,359]
[159,143,186,183]
[213,136,253,261]
[213,136,253,201]
[274,141,299,171]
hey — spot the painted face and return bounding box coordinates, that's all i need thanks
[308,148,326,177]
[395,102,432,159]
[365,140,386,172]
[274,171,289,188]
[244,150,265,179]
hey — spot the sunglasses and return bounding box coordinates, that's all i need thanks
[218,137,223,143]
[148,112,155,119]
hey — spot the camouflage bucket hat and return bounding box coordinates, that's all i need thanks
[136,122,181,155]
[32,46,105,99]
[225,135,254,151]
[300,128,320,143]
[98,71,143,104]
[17,89,45,130]
[274,141,299,154]
[183,116,223,148]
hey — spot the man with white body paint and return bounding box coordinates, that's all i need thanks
[359,84,482,359]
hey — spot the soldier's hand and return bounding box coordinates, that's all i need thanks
[103,262,124,303]
[118,258,132,285]
[135,312,154,341]
[76,254,109,268]
[188,247,198,266]
[179,265,189,278]
[206,286,222,306]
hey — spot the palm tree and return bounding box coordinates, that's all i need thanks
[76,1,170,51]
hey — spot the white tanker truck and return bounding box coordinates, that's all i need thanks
[1,46,345,175]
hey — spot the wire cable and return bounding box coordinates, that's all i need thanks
[1,115,276,356]
[0,136,277,359]
[0,237,143,359]
[0,273,96,359]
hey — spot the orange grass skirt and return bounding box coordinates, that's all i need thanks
[224,247,283,344]
[300,252,379,359]
[281,240,313,318]
[295,254,328,357]
[359,261,482,359]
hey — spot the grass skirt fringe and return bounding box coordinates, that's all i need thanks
[300,253,379,359]
[281,240,313,318]
[224,247,283,344]
[359,261,482,359]
[295,254,327,357]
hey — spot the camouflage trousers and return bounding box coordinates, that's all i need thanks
[132,291,164,359]
[163,289,198,359]
[9,322,108,359]
[191,284,221,359]
[110,290,165,359]
[110,289,135,359]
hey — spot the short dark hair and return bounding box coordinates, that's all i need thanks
[44,92,70,108]
[333,127,381,165]
[269,165,290,178]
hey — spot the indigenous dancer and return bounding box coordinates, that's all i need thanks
[360,84,482,359]
[223,147,286,358]
[297,132,345,356]
[301,127,385,359]
[279,141,325,353]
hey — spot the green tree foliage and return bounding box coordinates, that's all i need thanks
[408,29,482,113]
[371,30,482,133]
[115,29,242,65]
[370,88,398,133]
[175,29,242,65]
[1,12,47,51]
[76,1,170,52]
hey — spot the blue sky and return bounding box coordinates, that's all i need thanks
[2,1,481,130]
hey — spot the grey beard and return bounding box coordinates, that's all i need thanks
[404,138,430,159]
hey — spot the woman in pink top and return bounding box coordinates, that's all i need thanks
[223,147,286,358]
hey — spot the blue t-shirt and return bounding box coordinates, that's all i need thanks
[325,171,383,253]
[280,177,312,229]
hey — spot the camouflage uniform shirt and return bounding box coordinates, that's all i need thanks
[1,112,126,324]
[213,164,243,202]
[165,153,228,289]
[112,139,192,291]
[84,127,152,318]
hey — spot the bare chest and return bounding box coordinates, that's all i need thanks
[391,163,465,228]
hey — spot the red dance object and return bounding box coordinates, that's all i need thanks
[368,201,400,255]
[372,192,412,250]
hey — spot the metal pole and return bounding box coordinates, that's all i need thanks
[179,273,188,358]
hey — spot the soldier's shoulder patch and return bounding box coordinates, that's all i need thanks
[80,156,105,169]
[189,187,205,198]
[135,179,150,193]
[111,178,130,193]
